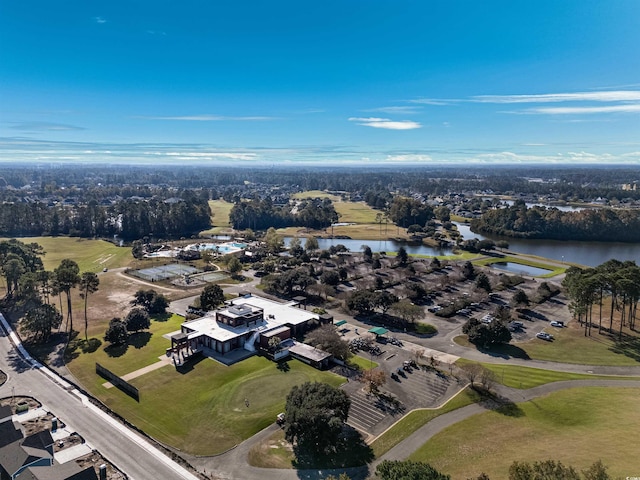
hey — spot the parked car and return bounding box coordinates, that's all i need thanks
[550,321,565,327]
[536,332,554,341]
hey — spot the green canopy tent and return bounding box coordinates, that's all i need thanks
[368,327,388,336]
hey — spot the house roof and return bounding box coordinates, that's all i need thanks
[0,419,23,448]
[0,428,53,476]
[23,464,99,480]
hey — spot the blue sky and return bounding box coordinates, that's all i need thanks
[1,1,639,165]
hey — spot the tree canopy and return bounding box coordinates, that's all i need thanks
[284,382,350,454]
[376,460,450,480]
[199,284,225,310]
[305,325,351,360]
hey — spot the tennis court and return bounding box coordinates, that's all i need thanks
[130,263,200,282]
[190,271,229,283]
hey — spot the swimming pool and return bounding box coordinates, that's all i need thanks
[190,242,247,254]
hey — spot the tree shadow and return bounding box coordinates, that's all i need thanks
[609,335,640,362]
[104,342,128,358]
[152,312,172,322]
[128,331,152,349]
[5,350,31,373]
[477,343,530,360]
[476,389,525,417]
[277,361,291,372]
[292,425,374,471]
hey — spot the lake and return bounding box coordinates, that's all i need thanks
[454,222,640,267]
[285,226,640,267]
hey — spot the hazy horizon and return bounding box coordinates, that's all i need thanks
[1,1,639,166]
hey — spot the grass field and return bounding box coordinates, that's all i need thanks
[66,313,185,379]
[454,321,640,366]
[0,236,133,272]
[348,354,379,370]
[410,387,640,478]
[291,191,340,201]
[207,199,234,228]
[455,359,640,389]
[292,191,384,225]
[249,387,483,469]
[370,387,482,458]
[66,317,344,455]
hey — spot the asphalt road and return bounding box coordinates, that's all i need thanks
[0,315,199,480]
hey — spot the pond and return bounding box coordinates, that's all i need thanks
[284,237,455,257]
[489,262,553,277]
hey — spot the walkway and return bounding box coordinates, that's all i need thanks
[102,355,172,389]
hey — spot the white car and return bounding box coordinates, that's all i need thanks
[536,332,554,341]
[550,321,565,328]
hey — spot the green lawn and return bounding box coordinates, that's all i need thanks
[291,191,340,201]
[1,236,133,272]
[410,387,640,479]
[66,318,344,455]
[66,313,185,380]
[207,199,234,228]
[333,201,381,224]
[455,359,640,389]
[454,326,640,366]
[348,354,379,370]
[371,387,482,458]
[104,357,344,455]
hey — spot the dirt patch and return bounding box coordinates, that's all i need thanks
[22,411,66,435]
[0,395,42,414]
[54,432,83,452]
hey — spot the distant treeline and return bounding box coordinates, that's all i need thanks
[1,164,639,202]
[229,198,338,230]
[0,194,211,240]
[471,202,640,242]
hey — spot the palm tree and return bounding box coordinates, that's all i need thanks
[79,272,100,340]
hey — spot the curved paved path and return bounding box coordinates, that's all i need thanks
[195,379,640,480]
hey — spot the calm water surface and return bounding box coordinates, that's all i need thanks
[454,222,640,267]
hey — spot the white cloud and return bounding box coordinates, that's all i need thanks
[472,91,640,104]
[366,106,422,114]
[139,114,276,121]
[348,117,421,130]
[94,16,107,24]
[386,154,432,162]
[9,121,85,132]
[512,104,640,115]
[410,98,454,106]
[146,151,259,160]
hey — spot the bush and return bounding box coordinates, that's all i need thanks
[415,323,438,335]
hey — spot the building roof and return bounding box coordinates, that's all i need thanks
[23,464,98,480]
[0,428,53,476]
[288,342,333,363]
[0,404,13,423]
[182,294,319,344]
[0,419,23,448]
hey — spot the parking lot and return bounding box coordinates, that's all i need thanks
[339,330,463,438]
